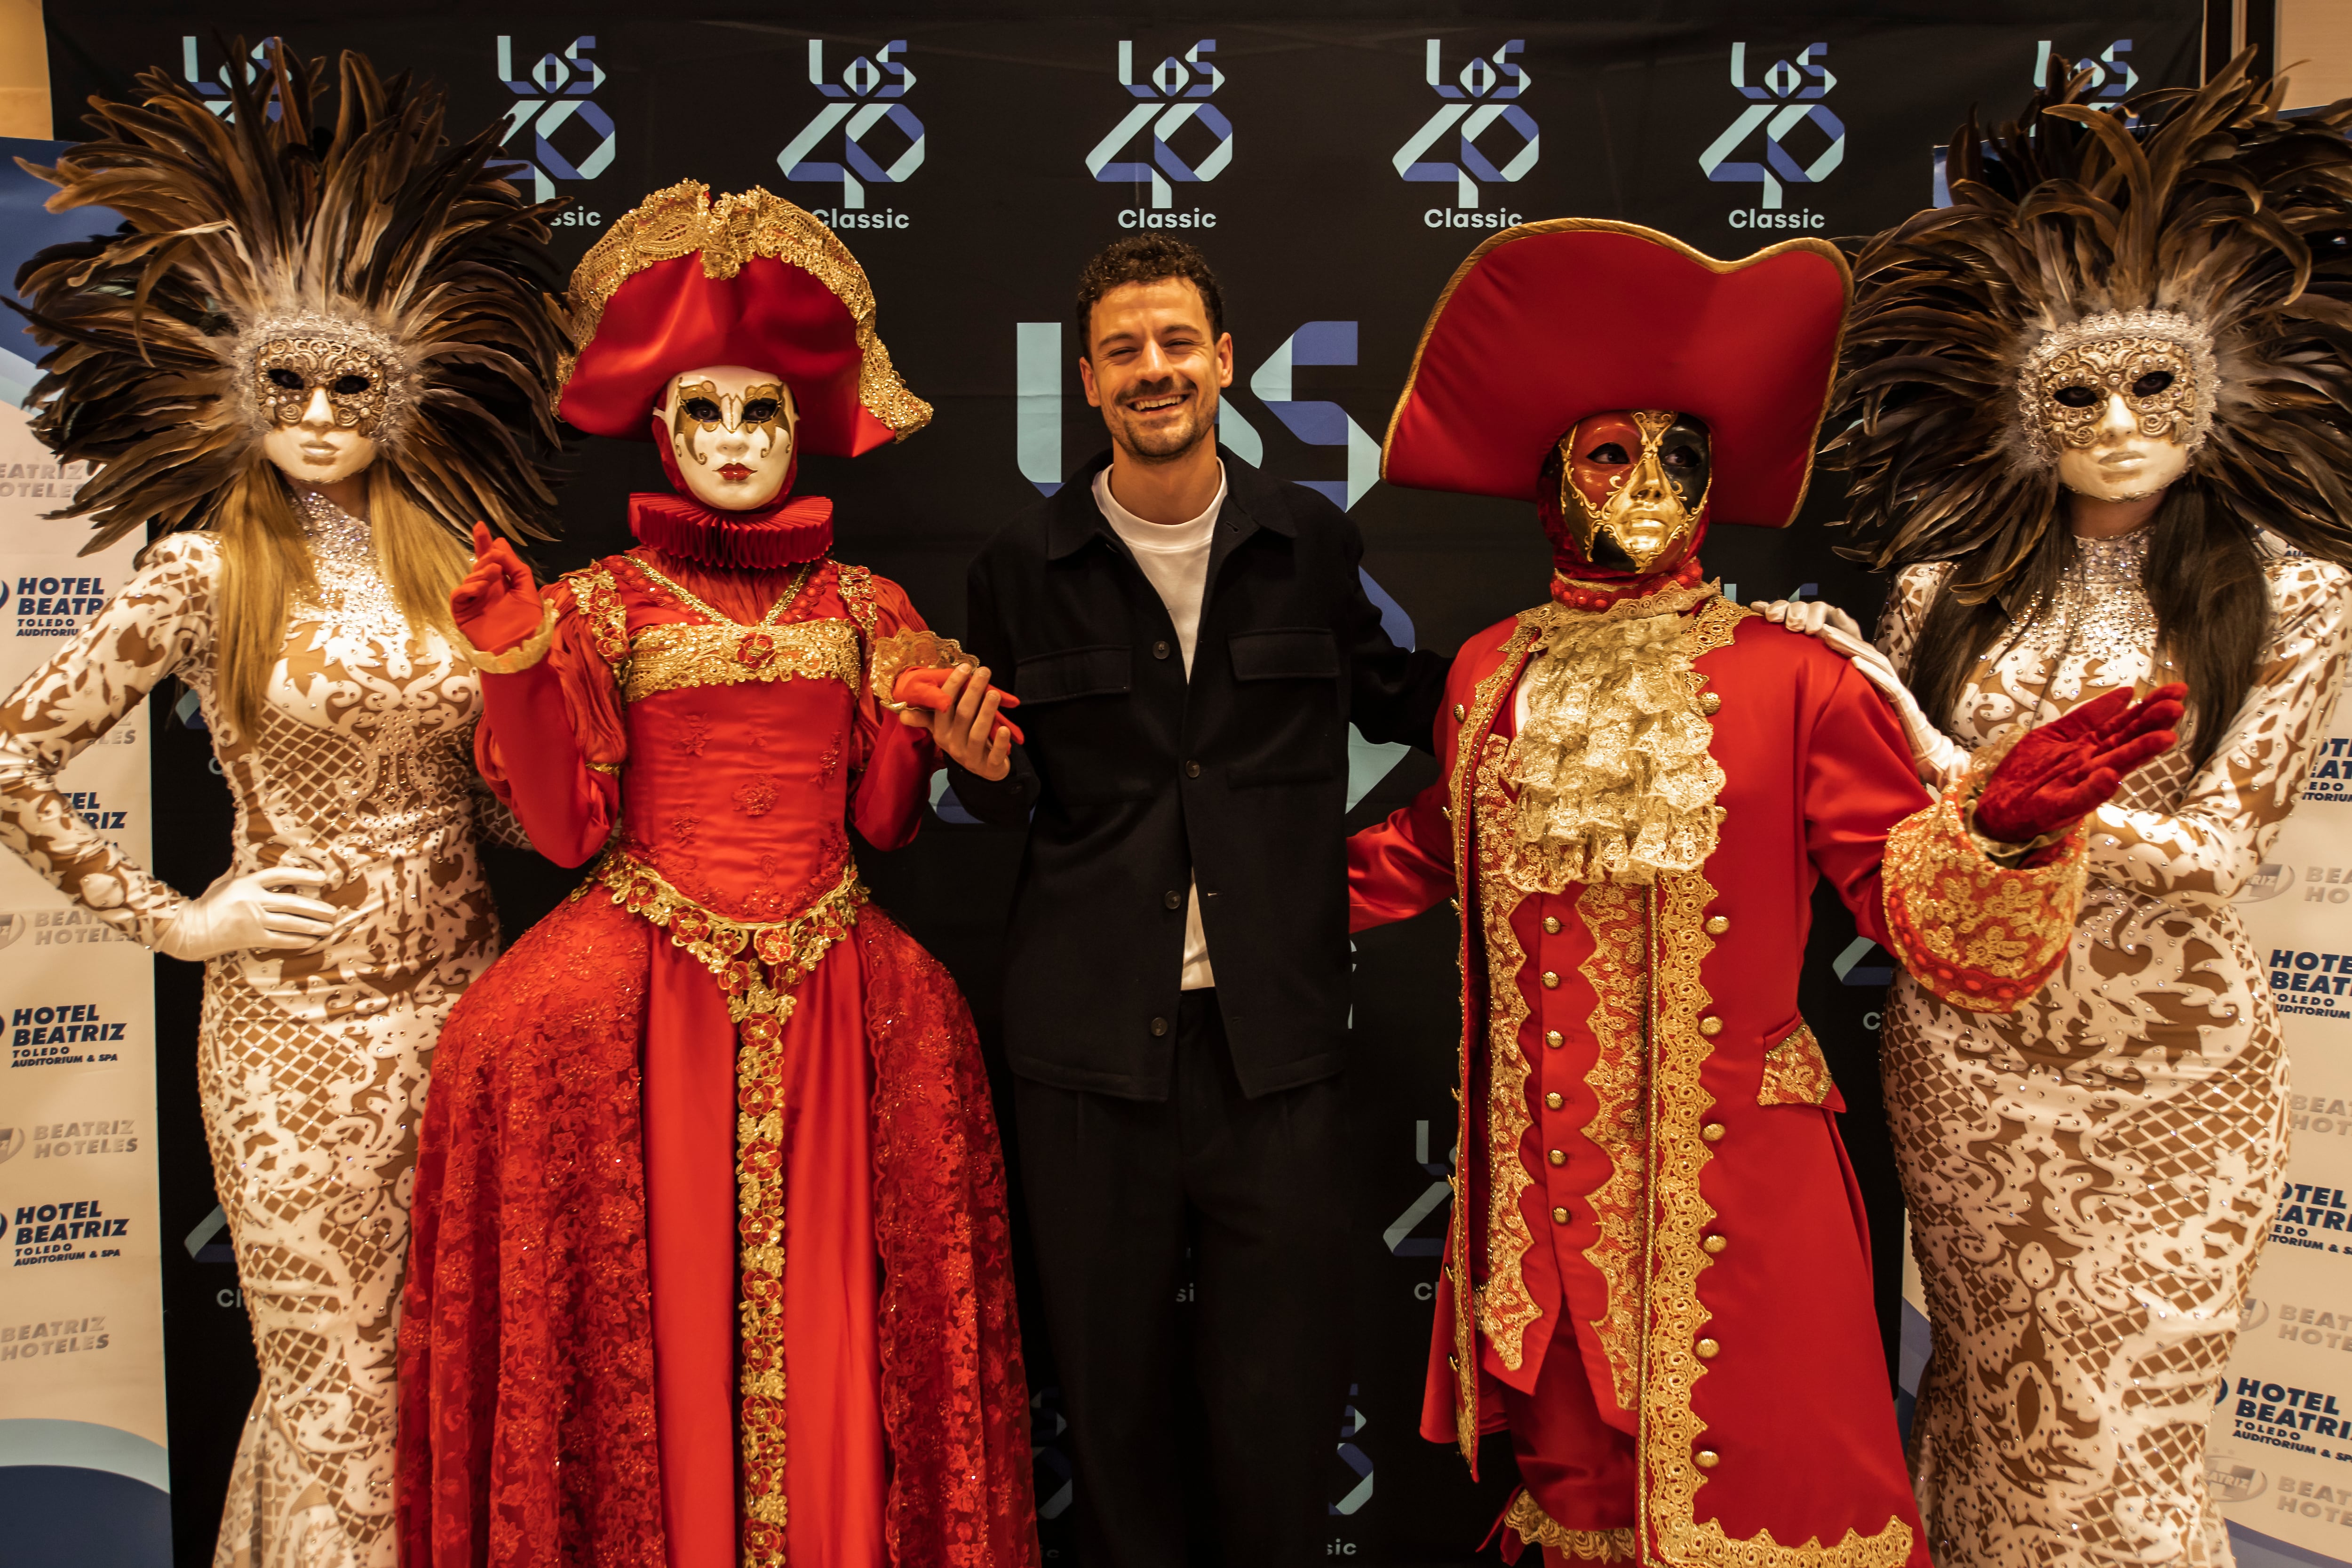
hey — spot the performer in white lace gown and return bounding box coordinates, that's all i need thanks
[1764,56,2352,1566]
[0,48,564,1568]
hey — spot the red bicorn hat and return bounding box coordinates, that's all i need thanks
[1382,219,1851,527]
[557,181,930,456]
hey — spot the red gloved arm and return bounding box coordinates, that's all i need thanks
[1973,683,2185,863]
[457,525,621,868]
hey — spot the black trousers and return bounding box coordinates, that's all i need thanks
[1014,990,1352,1568]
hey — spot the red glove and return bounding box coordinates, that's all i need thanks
[1975,682,2185,850]
[892,665,1025,746]
[452,523,545,653]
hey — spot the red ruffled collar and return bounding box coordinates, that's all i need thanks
[627,490,834,568]
[632,421,833,567]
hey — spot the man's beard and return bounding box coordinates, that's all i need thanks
[1113,381,1216,462]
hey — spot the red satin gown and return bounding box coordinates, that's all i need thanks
[397,546,1037,1568]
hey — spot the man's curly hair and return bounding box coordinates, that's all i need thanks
[1072,236,1225,353]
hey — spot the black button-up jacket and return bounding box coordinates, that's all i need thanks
[949,449,1449,1100]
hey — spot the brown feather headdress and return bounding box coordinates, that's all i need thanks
[1829,50,2352,596]
[11,42,570,553]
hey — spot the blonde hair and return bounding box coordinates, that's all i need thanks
[207,460,471,735]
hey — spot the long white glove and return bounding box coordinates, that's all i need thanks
[154,864,338,962]
[1756,599,1967,786]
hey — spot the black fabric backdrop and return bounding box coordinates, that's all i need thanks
[40,5,2202,1563]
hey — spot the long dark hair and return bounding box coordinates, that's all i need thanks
[1906,483,2270,772]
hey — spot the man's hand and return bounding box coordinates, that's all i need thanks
[894,662,1020,781]
[452,522,545,653]
[1976,683,2185,848]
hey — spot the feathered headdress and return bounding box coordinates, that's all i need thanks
[1830,50,2352,596]
[11,42,571,553]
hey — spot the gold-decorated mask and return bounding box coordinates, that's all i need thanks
[250,326,402,435]
[671,377,790,458]
[1557,409,1711,574]
[2022,309,2214,456]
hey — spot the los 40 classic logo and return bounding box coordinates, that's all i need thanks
[1088,40,1231,222]
[1698,40,1844,229]
[779,40,924,225]
[1394,39,1538,225]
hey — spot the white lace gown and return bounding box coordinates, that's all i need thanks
[0,496,511,1568]
[1879,533,2352,1567]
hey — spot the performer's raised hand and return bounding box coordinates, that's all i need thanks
[452,522,545,653]
[1975,683,2186,848]
[895,662,1021,780]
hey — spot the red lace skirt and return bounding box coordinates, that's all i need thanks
[395,891,1038,1568]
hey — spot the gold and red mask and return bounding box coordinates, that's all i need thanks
[1556,410,1711,575]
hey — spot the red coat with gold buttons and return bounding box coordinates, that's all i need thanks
[1351,590,2083,1566]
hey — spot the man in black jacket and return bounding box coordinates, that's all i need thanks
[918,238,1447,1566]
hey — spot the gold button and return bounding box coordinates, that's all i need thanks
[1702,1234,1727,1254]
[1545,1091,1564,1110]
[1699,1016,1723,1037]
[1453,702,1467,721]
[1695,1449,1720,1470]
[1545,1029,1564,1049]
[1551,1206,1570,1224]
[1548,1148,1566,1166]
[1700,692,1722,715]
[1701,1122,1725,1143]
[1542,915,1561,934]
[1542,971,1560,988]
[1705,915,1728,935]
[1696,1337,1720,1359]
[1441,804,1453,821]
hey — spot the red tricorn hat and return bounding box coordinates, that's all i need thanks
[558,180,930,455]
[1382,219,1850,526]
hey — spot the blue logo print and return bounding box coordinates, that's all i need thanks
[1699,42,1844,220]
[492,36,616,205]
[1087,40,1232,214]
[779,40,924,223]
[1393,40,1537,214]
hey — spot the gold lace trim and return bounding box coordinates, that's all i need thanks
[1443,617,1548,1463]
[564,564,632,671]
[1577,878,1649,1416]
[625,617,859,703]
[1757,1021,1833,1107]
[1504,1491,1636,1560]
[1641,869,1915,1565]
[1471,736,1541,1371]
[577,844,866,1025]
[563,180,931,438]
[1504,584,1734,888]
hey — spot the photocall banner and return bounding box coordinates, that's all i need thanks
[26,7,2301,1566]
[0,143,170,1566]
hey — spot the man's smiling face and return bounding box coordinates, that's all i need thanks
[1078,277,1234,463]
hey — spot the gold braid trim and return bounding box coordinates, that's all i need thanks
[1470,735,1541,1371]
[576,844,868,1565]
[1445,616,1546,1465]
[1577,877,1649,1416]
[563,180,931,438]
[1504,1491,1637,1560]
[1640,869,1913,1564]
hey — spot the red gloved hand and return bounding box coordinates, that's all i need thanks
[892,665,1025,746]
[451,522,545,653]
[1975,682,2185,848]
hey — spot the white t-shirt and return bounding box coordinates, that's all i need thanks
[1095,462,1225,992]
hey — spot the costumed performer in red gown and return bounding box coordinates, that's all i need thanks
[396,181,1038,1568]
[1346,220,2185,1565]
